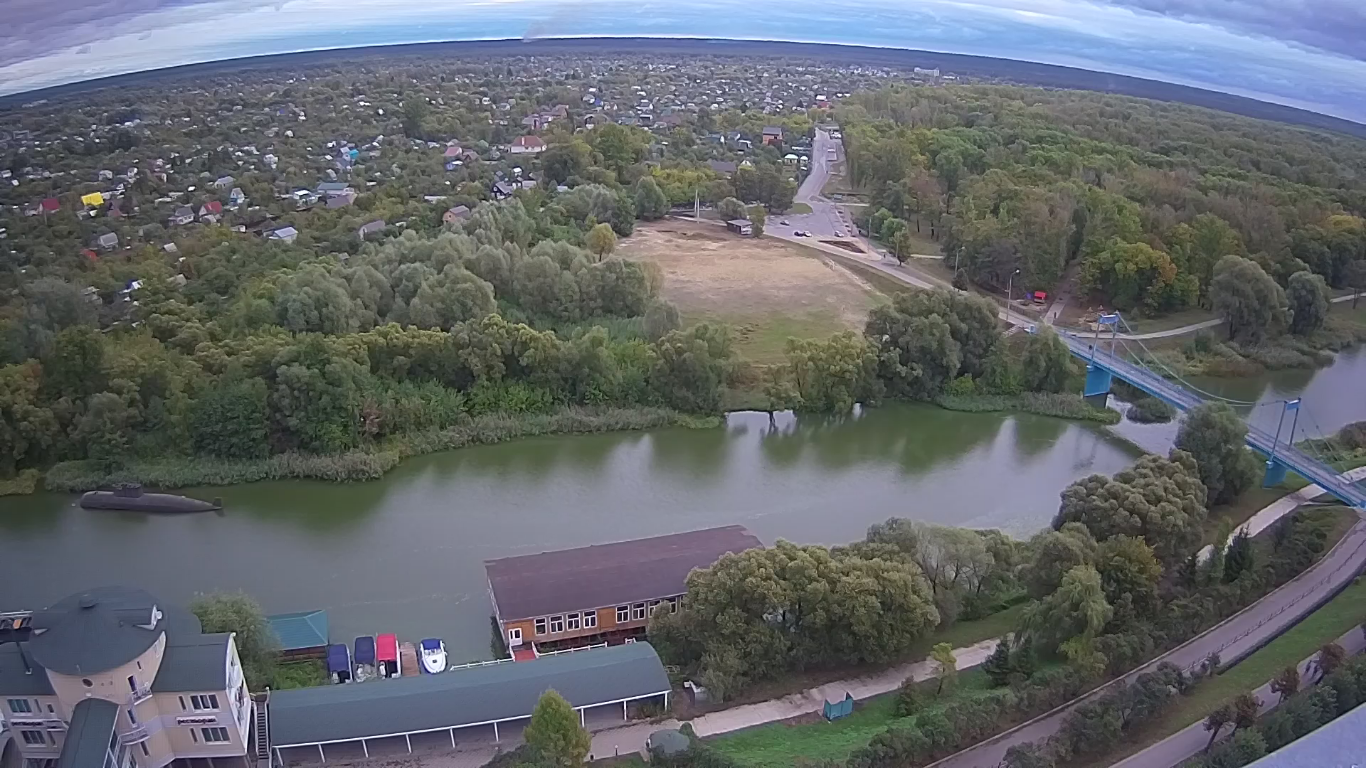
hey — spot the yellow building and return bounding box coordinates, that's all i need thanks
[80,192,104,207]
[0,587,254,768]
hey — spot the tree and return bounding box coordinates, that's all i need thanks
[190,591,279,690]
[931,643,957,695]
[1024,565,1112,654]
[1204,704,1232,752]
[585,223,617,261]
[747,205,766,237]
[1095,535,1163,620]
[778,332,881,412]
[1176,403,1261,506]
[1270,666,1299,703]
[1018,327,1073,394]
[611,192,636,237]
[634,177,670,220]
[717,197,747,222]
[75,392,131,466]
[1314,643,1346,682]
[1209,255,1288,343]
[1222,529,1254,583]
[1286,270,1329,335]
[895,676,923,716]
[649,324,732,413]
[643,300,682,341]
[523,690,591,768]
[891,229,917,265]
[1024,523,1099,599]
[1231,692,1261,734]
[983,638,1015,687]
[190,378,270,459]
[1345,259,1366,309]
[43,325,105,400]
[1054,451,1207,565]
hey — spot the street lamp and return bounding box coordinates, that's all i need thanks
[1006,268,1021,327]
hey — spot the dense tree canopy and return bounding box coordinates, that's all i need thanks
[1175,403,1262,507]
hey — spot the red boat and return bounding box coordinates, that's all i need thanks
[377,633,401,678]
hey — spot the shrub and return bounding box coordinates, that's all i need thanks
[1127,397,1176,424]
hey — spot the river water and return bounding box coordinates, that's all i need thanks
[2,348,1362,662]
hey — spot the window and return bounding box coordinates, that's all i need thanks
[566,612,580,631]
[668,597,679,613]
[139,744,149,758]
[631,603,647,621]
[616,606,629,623]
[178,697,186,711]
[190,694,219,711]
[583,611,597,629]
[534,618,546,636]
[189,729,197,744]
[21,731,45,746]
[127,676,138,693]
[8,699,33,714]
[648,600,661,615]
[548,615,564,633]
[128,709,137,726]
[201,727,230,744]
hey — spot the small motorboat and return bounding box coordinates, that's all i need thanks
[353,636,376,682]
[326,643,352,684]
[377,633,400,679]
[419,639,447,674]
[80,484,221,513]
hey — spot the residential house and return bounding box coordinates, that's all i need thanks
[213,176,235,190]
[783,153,799,166]
[442,205,471,224]
[442,146,463,160]
[227,188,245,208]
[726,219,754,236]
[198,201,223,223]
[268,226,298,244]
[169,207,194,226]
[485,526,761,655]
[324,189,357,209]
[94,232,119,251]
[356,220,385,239]
[315,181,349,196]
[509,136,546,155]
[762,126,783,145]
[0,586,254,768]
[491,181,516,200]
[707,160,737,176]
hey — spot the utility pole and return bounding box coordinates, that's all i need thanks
[1006,268,1020,327]
[694,188,700,221]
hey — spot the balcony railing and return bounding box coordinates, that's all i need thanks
[128,685,153,706]
[119,726,149,745]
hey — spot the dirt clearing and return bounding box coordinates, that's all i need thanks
[619,220,881,363]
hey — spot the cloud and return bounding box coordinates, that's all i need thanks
[1097,0,1366,60]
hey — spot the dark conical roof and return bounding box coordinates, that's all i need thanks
[27,587,166,675]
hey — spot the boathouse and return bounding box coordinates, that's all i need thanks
[266,642,671,762]
[266,609,329,660]
[485,525,762,656]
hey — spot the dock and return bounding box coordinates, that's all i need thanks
[399,641,419,676]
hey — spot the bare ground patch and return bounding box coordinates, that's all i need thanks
[619,220,879,362]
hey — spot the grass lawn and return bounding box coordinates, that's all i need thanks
[691,307,865,364]
[1202,486,1291,544]
[272,660,329,689]
[788,202,814,214]
[1119,307,1219,335]
[1070,576,1366,768]
[711,670,996,768]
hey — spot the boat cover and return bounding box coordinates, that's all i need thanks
[354,636,376,665]
[326,644,350,674]
[420,638,442,652]
[377,634,398,661]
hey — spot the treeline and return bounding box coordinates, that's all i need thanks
[839,85,1366,317]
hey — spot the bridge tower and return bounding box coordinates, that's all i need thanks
[1262,398,1302,487]
[1081,313,1120,407]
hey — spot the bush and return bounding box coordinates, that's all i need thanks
[935,392,1121,424]
[1127,397,1176,424]
[0,468,42,496]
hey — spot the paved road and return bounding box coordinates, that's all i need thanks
[766,127,856,241]
[1111,625,1366,768]
[924,518,1366,768]
[1199,466,1366,562]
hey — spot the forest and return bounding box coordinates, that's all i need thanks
[840,85,1366,317]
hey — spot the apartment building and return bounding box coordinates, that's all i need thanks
[0,587,252,768]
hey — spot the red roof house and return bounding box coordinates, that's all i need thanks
[40,198,61,213]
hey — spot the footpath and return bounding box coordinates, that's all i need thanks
[1111,625,1366,768]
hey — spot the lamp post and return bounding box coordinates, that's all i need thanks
[1006,268,1021,327]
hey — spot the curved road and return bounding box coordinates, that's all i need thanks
[924,517,1366,768]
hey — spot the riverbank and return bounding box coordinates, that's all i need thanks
[40,406,720,493]
[1145,303,1366,378]
[935,392,1120,424]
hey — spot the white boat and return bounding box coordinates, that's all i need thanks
[419,638,447,674]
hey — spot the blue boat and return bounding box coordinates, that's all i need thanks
[353,636,376,681]
[326,643,352,684]
[419,638,447,674]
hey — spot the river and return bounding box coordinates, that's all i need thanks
[2,349,1362,663]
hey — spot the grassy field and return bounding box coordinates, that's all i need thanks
[618,220,880,363]
[788,202,814,214]
[1071,575,1366,768]
[711,669,996,768]
[1119,307,1219,334]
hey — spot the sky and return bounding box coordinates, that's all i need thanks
[1,0,1365,123]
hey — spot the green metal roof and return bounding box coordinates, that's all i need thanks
[0,644,55,695]
[269,642,671,747]
[151,634,231,693]
[56,698,117,768]
[266,610,329,652]
[28,587,163,676]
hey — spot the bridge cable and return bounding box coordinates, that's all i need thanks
[1102,318,1263,406]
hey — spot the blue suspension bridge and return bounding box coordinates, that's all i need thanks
[1055,314,1366,512]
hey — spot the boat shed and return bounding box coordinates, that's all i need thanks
[268,642,671,762]
[267,609,329,659]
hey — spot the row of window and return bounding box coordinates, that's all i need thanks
[192,727,232,743]
[20,730,52,746]
[531,597,680,636]
[8,698,34,714]
[11,691,220,719]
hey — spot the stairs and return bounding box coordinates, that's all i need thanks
[251,694,271,768]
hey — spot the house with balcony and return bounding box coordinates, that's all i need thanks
[0,587,253,768]
[485,526,761,659]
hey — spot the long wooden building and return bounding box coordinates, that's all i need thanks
[485,526,761,658]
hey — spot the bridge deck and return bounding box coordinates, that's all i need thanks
[1061,333,1366,511]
